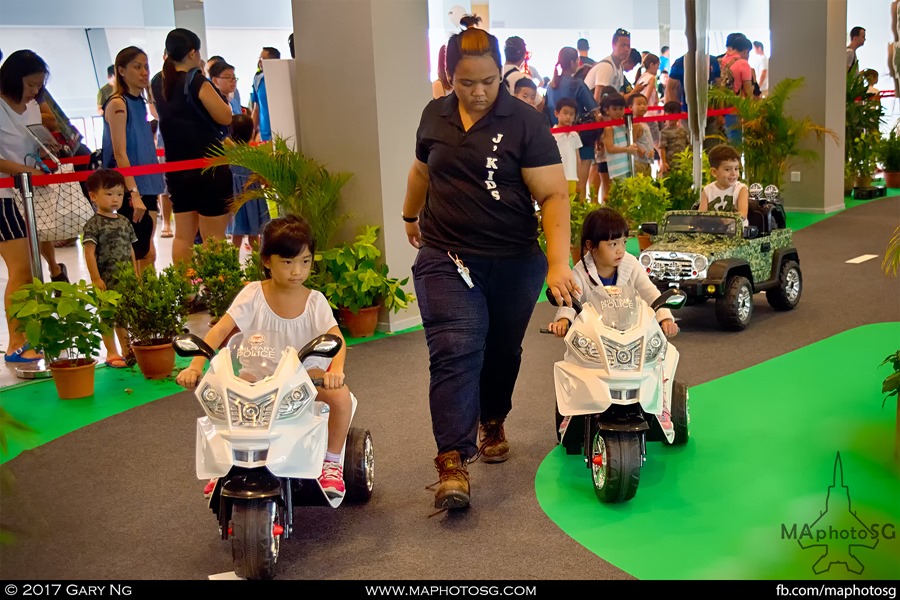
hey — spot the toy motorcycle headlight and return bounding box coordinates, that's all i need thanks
[278,384,312,419]
[571,331,602,362]
[199,384,225,417]
[228,391,277,428]
[764,184,779,200]
[644,333,666,363]
[601,337,643,371]
[692,255,708,273]
[749,183,763,198]
[639,253,653,268]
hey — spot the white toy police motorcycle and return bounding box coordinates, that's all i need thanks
[173,331,374,580]
[544,285,689,503]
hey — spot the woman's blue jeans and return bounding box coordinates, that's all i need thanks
[412,245,547,461]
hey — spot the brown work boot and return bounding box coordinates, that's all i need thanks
[433,450,470,509]
[478,418,510,463]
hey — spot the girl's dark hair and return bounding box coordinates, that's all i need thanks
[162,28,202,101]
[635,52,659,81]
[600,91,626,114]
[260,214,316,265]
[113,46,148,100]
[549,47,579,89]
[0,50,48,104]
[580,207,629,284]
[445,26,502,79]
[230,113,254,144]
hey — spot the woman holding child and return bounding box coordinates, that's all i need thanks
[402,25,578,511]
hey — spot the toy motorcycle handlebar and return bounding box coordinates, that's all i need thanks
[545,287,583,314]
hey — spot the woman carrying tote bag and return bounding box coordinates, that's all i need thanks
[0,50,73,362]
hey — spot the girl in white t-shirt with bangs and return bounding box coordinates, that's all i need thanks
[176,214,352,500]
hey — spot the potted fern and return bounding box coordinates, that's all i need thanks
[709,77,837,187]
[208,136,351,252]
[9,280,120,398]
[111,263,194,379]
[318,225,416,338]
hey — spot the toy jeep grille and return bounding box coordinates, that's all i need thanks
[651,258,693,280]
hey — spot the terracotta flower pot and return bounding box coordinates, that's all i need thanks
[132,340,176,380]
[339,306,380,338]
[884,171,900,189]
[49,358,96,399]
[853,175,873,189]
[637,232,654,251]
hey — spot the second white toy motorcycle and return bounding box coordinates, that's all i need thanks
[545,285,688,503]
[174,330,374,579]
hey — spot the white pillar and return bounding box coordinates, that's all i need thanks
[173,0,209,60]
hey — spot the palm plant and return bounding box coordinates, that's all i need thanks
[709,78,837,187]
[207,136,352,251]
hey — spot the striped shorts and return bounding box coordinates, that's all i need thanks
[0,196,26,242]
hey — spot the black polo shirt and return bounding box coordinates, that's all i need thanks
[415,86,561,257]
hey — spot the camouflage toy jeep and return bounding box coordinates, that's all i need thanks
[637,185,801,331]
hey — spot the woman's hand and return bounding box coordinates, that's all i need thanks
[405,220,422,249]
[130,191,146,223]
[176,366,203,389]
[546,263,580,307]
[548,319,570,337]
[660,318,679,338]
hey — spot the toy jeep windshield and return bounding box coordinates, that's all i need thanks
[637,184,802,331]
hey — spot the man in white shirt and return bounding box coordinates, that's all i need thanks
[847,26,866,74]
[750,41,769,97]
[586,28,632,103]
[502,36,541,94]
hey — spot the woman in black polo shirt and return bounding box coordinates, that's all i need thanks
[402,25,579,511]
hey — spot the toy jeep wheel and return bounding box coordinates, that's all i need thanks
[766,260,802,311]
[716,275,753,330]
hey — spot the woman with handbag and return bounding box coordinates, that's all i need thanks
[545,47,599,200]
[0,50,70,363]
[102,46,166,274]
[151,28,233,267]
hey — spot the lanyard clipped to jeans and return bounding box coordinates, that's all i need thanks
[448,252,474,288]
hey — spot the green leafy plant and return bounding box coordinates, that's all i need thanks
[318,225,415,314]
[848,130,882,179]
[9,280,120,364]
[709,77,837,187]
[536,193,592,257]
[880,351,900,408]
[111,263,194,345]
[661,148,713,210]
[606,174,671,230]
[190,239,246,320]
[846,69,885,164]
[208,136,352,250]
[877,128,900,173]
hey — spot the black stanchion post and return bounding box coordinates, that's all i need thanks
[15,171,51,379]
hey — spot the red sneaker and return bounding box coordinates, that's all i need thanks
[203,478,218,498]
[318,461,345,499]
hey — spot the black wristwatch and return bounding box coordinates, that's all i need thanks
[402,213,419,223]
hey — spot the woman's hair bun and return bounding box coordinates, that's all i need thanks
[459,14,482,29]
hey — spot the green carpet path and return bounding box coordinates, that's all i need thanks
[535,322,900,580]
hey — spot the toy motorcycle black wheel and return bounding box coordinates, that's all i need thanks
[590,421,641,503]
[671,380,690,445]
[765,260,802,311]
[716,275,753,330]
[344,427,375,503]
[555,405,583,454]
[231,498,281,580]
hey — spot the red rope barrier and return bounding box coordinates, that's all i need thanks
[551,106,736,134]
[0,157,213,189]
